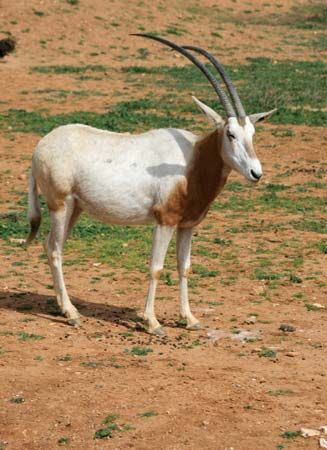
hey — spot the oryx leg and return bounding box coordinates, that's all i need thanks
[44,196,81,325]
[176,227,200,330]
[143,225,175,335]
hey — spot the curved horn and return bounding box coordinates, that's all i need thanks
[183,45,246,118]
[132,33,236,118]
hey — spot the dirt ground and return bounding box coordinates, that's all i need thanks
[0,0,326,449]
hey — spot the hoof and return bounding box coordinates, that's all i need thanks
[67,318,81,327]
[187,322,202,331]
[150,326,165,337]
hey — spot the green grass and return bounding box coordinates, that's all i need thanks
[123,58,327,126]
[58,437,70,445]
[31,64,107,74]
[281,430,301,439]
[94,414,133,439]
[127,346,153,356]
[259,347,277,358]
[0,99,191,136]
[138,410,158,418]
[17,332,45,341]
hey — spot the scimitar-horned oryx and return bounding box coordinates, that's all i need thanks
[26,34,276,335]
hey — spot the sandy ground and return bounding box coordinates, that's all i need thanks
[0,1,326,449]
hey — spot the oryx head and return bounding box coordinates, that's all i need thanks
[133,34,276,183]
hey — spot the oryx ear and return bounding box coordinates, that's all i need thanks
[192,96,224,127]
[249,108,277,124]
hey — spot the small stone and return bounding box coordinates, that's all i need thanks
[312,303,325,309]
[202,420,209,427]
[244,316,257,324]
[18,173,27,181]
[301,427,320,438]
[279,324,296,332]
[320,426,327,434]
[9,238,25,244]
[285,351,299,357]
[320,438,327,449]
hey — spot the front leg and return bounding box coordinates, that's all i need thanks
[176,227,201,330]
[143,225,175,335]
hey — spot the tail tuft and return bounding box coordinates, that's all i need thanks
[26,174,41,245]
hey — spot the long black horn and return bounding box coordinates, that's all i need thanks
[132,33,236,118]
[183,45,246,118]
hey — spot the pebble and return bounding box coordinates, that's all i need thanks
[285,351,299,357]
[320,438,327,449]
[320,426,327,434]
[244,316,257,324]
[313,303,325,309]
[279,323,296,332]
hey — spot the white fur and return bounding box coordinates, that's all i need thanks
[28,100,274,333]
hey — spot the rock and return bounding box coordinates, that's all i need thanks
[244,316,257,324]
[9,238,25,244]
[320,438,327,449]
[18,173,27,181]
[300,427,320,438]
[279,324,296,332]
[312,303,325,309]
[285,351,299,357]
[320,426,327,434]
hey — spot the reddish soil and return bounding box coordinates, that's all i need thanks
[0,1,326,449]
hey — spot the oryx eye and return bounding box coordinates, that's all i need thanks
[227,130,235,140]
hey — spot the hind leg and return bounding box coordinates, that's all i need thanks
[44,196,81,325]
[177,227,200,329]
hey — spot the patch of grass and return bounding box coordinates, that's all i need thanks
[80,361,103,368]
[0,99,191,136]
[33,9,46,17]
[31,64,107,74]
[94,414,133,439]
[268,389,293,396]
[291,219,327,234]
[58,437,70,445]
[259,347,277,358]
[289,274,302,284]
[138,410,158,418]
[17,332,45,341]
[192,264,218,278]
[281,430,301,439]
[213,237,231,246]
[124,59,327,126]
[254,269,284,281]
[57,354,73,362]
[317,240,327,254]
[10,396,25,403]
[127,346,153,356]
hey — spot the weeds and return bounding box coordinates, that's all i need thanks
[127,346,153,356]
[94,414,134,439]
[259,347,277,358]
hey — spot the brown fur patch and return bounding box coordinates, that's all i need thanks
[153,129,229,228]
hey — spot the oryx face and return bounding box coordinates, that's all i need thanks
[222,116,262,183]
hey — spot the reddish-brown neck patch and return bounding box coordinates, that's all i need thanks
[153,128,230,228]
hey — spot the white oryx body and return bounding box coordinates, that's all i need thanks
[34,124,196,226]
[27,35,276,334]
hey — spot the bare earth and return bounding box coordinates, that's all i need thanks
[0,1,326,449]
